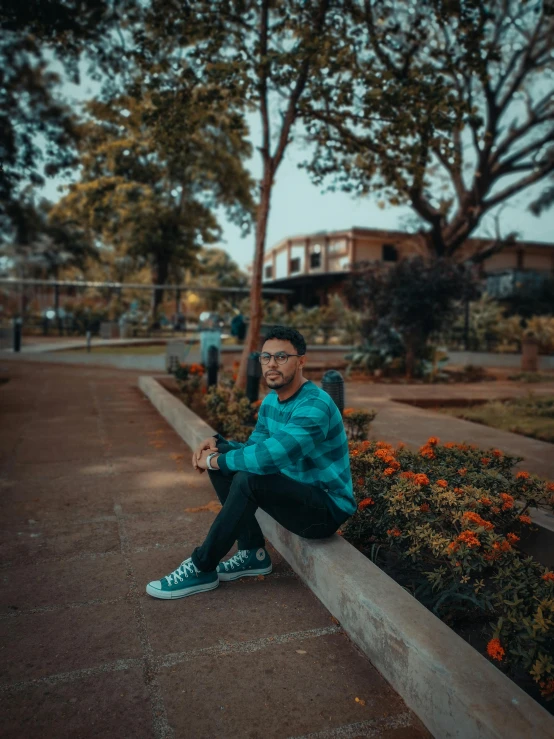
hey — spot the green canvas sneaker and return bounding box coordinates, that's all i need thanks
[146,557,219,599]
[217,547,273,581]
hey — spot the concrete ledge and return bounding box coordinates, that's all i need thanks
[138,375,554,739]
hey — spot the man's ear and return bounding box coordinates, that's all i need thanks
[299,354,306,370]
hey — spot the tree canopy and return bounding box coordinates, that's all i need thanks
[0,0,119,238]
[305,0,554,260]
[51,78,255,313]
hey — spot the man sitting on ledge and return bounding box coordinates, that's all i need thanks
[146,325,355,600]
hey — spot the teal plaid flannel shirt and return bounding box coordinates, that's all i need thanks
[217,381,355,522]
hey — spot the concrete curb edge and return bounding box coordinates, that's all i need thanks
[138,374,554,739]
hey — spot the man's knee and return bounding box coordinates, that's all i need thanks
[231,471,259,500]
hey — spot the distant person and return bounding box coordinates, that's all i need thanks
[146,325,355,599]
[230,313,246,342]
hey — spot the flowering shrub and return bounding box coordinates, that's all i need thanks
[342,408,377,441]
[344,437,554,700]
[204,385,256,442]
[173,362,205,404]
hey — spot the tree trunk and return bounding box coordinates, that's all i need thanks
[405,342,416,380]
[152,257,169,321]
[236,170,272,390]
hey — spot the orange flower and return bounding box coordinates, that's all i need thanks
[506,532,520,545]
[540,679,554,698]
[420,446,436,459]
[480,497,492,506]
[500,493,514,510]
[492,449,503,457]
[427,436,440,446]
[387,527,402,537]
[454,561,461,567]
[487,638,505,662]
[516,471,530,480]
[374,449,389,460]
[358,497,375,510]
[481,457,490,466]
[436,479,448,488]
[458,468,467,476]
[413,473,430,486]
[491,506,501,514]
[447,541,460,553]
[336,529,343,536]
[444,442,457,449]
[384,467,396,476]
[547,482,554,492]
[420,503,430,512]
[400,471,415,480]
[252,399,263,408]
[462,512,494,530]
[356,477,364,486]
[493,540,512,553]
[541,572,554,582]
[201,386,207,395]
[518,514,532,524]
[376,441,393,450]
[343,408,354,416]
[351,450,359,456]
[457,530,481,548]
[453,487,464,495]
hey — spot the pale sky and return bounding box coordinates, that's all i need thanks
[43,76,553,273]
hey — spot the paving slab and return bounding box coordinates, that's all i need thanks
[0,553,129,613]
[0,668,155,739]
[0,361,430,738]
[0,601,142,684]
[158,633,427,739]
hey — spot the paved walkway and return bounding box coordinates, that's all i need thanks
[0,362,429,739]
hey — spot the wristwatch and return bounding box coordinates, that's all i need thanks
[206,452,219,471]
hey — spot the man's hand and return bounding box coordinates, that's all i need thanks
[197,449,220,471]
[192,436,218,473]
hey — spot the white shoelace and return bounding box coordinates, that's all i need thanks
[165,558,198,585]
[223,550,250,571]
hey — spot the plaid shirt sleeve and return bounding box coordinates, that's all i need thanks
[217,400,330,475]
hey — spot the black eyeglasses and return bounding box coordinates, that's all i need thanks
[259,352,304,365]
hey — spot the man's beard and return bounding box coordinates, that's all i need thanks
[264,370,293,389]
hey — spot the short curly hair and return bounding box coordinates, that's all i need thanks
[263,325,307,355]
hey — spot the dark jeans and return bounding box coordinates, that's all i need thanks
[191,442,343,572]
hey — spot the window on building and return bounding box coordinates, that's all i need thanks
[290,257,301,274]
[264,265,273,279]
[382,243,398,262]
[310,251,321,269]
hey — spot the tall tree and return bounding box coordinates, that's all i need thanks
[0,0,116,239]
[305,0,554,261]
[144,0,340,386]
[52,84,254,316]
[4,193,98,280]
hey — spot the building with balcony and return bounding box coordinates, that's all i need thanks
[256,227,554,306]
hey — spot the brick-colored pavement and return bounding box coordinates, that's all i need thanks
[0,362,429,739]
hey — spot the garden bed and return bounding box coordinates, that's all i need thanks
[139,374,554,738]
[399,395,554,444]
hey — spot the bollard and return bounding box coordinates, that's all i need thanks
[13,317,22,352]
[246,351,262,403]
[207,345,219,388]
[86,330,92,353]
[321,369,345,414]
